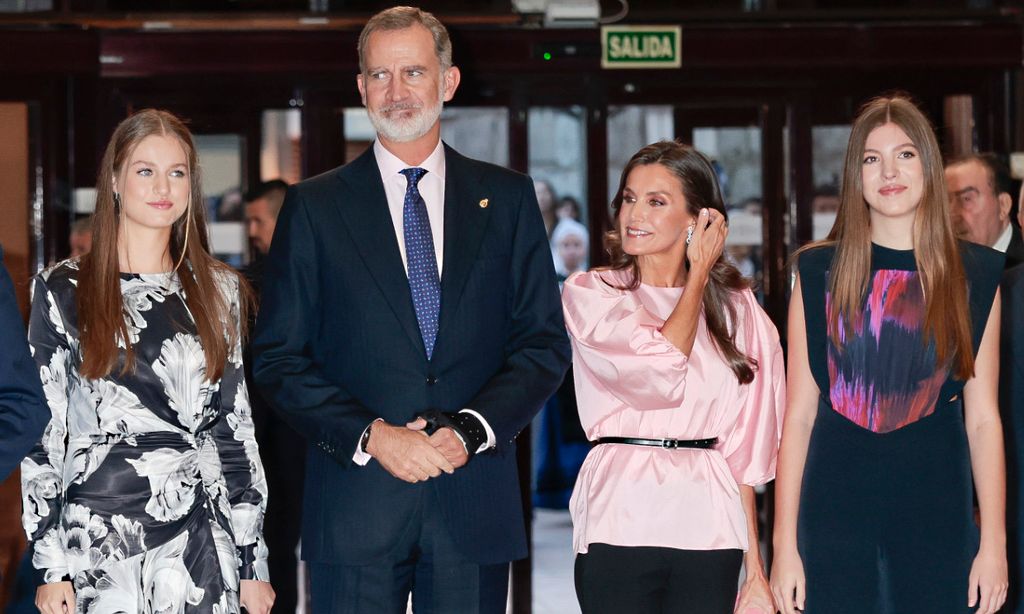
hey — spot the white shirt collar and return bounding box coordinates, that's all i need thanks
[993,222,1013,253]
[373,138,446,184]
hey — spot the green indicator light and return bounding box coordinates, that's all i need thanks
[543,52,552,60]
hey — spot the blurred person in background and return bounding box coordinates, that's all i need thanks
[999,183,1024,612]
[68,216,93,258]
[946,152,1024,269]
[245,179,287,260]
[244,178,306,614]
[535,178,558,237]
[556,195,582,222]
[552,217,588,281]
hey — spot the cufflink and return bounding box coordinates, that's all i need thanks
[479,198,489,209]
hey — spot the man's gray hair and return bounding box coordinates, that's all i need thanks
[358,6,453,74]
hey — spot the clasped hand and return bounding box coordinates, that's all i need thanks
[367,418,468,483]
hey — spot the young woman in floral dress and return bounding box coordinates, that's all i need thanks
[22,109,275,614]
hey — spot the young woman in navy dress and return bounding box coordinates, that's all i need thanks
[771,95,1008,613]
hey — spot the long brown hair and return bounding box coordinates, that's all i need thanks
[799,94,973,380]
[605,140,756,384]
[78,109,251,382]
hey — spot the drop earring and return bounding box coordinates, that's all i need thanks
[685,224,694,245]
[113,192,122,216]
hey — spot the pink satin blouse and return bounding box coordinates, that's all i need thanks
[562,269,785,554]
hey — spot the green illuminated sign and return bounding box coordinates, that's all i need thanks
[601,25,681,69]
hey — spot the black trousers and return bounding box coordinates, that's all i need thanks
[308,486,509,614]
[248,335,306,612]
[260,420,305,613]
[574,543,742,614]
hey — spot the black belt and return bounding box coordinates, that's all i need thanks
[595,436,718,449]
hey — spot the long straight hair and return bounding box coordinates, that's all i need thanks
[78,109,251,382]
[605,140,756,384]
[799,94,973,380]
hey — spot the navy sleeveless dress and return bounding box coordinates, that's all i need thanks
[796,241,1003,613]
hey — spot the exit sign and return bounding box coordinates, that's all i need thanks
[601,25,681,69]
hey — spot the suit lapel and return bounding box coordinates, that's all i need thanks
[438,145,490,341]
[333,147,425,355]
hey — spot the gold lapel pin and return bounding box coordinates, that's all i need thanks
[479,198,489,209]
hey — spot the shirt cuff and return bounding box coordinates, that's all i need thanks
[459,409,495,453]
[352,419,382,466]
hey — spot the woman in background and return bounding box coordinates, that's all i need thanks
[23,109,274,614]
[563,140,784,613]
[534,178,558,238]
[556,195,582,223]
[771,95,1007,613]
[552,217,589,281]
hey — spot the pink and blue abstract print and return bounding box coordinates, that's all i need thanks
[826,269,948,433]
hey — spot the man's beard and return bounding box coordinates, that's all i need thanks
[367,88,445,143]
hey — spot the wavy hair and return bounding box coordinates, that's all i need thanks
[604,140,756,384]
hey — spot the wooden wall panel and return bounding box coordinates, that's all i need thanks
[0,103,31,315]
[0,102,29,609]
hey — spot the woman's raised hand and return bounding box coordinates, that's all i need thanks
[686,208,728,280]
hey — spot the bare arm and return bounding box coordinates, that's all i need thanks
[661,208,726,354]
[770,276,819,614]
[964,290,1008,614]
[772,276,818,554]
[734,485,775,613]
[740,485,767,576]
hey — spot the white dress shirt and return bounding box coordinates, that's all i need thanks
[375,139,447,275]
[353,139,495,465]
[993,222,1012,253]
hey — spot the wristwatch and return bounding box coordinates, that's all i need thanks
[360,421,374,453]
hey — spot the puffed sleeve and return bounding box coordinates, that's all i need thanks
[211,273,269,582]
[562,270,688,410]
[718,289,785,487]
[21,274,73,585]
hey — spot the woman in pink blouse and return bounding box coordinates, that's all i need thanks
[562,141,785,614]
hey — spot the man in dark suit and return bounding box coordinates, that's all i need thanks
[1001,192,1024,613]
[251,6,570,612]
[945,152,1024,268]
[0,245,48,482]
[243,180,306,613]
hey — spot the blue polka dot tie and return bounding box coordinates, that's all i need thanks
[400,167,441,359]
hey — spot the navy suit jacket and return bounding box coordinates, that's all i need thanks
[0,246,48,482]
[1002,263,1024,612]
[1006,224,1024,270]
[252,144,571,565]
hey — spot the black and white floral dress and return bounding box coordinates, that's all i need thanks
[20,260,269,613]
